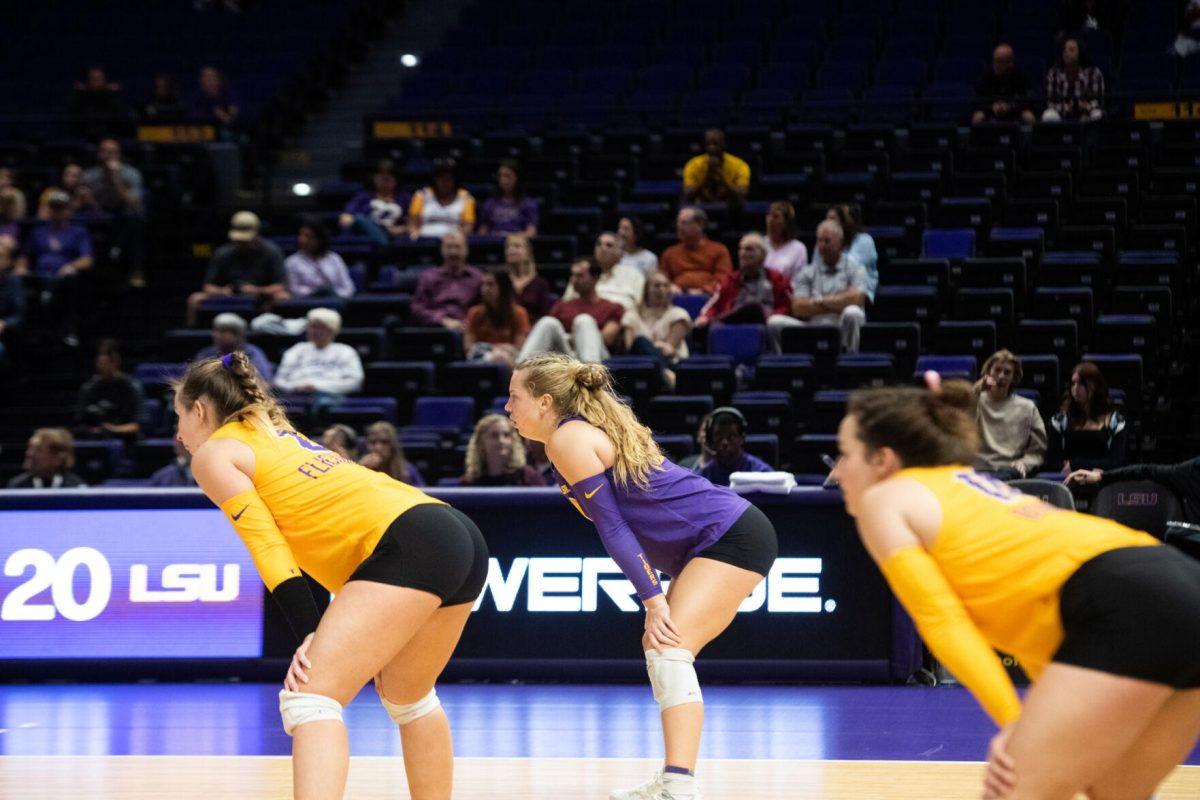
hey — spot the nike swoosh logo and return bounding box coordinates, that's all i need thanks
[583,485,603,500]
[231,504,249,521]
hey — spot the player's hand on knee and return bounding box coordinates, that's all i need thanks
[643,597,681,652]
[284,633,315,693]
[982,723,1017,799]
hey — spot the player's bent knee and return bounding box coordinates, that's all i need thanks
[278,690,343,736]
[380,688,441,726]
[645,648,702,711]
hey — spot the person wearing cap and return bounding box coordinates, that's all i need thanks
[193,312,274,380]
[407,159,475,240]
[15,190,94,346]
[273,308,364,426]
[410,230,483,330]
[186,210,288,326]
[694,407,773,487]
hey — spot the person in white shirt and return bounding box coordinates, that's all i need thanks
[617,216,659,275]
[284,222,355,299]
[767,219,869,353]
[764,200,808,283]
[562,231,646,310]
[407,159,475,239]
[273,308,364,424]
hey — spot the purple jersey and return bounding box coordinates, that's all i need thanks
[551,418,749,596]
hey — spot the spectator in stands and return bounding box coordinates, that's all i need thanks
[39,163,99,219]
[1173,0,1200,57]
[460,413,545,487]
[15,190,93,346]
[1046,362,1127,473]
[562,231,645,310]
[186,211,288,326]
[504,233,552,320]
[766,219,868,353]
[972,350,1048,479]
[477,160,538,236]
[75,339,143,441]
[617,216,658,275]
[622,270,693,385]
[6,428,85,489]
[661,206,733,294]
[83,138,146,287]
[141,74,187,123]
[407,159,475,239]
[359,420,424,486]
[338,159,407,245]
[70,66,128,139]
[1068,457,1200,524]
[410,230,482,330]
[698,232,791,328]
[321,424,359,461]
[1042,37,1105,122]
[273,308,364,424]
[192,66,239,133]
[971,44,1036,125]
[517,255,623,364]
[826,204,878,301]
[695,407,772,487]
[284,221,355,299]
[148,439,196,487]
[678,412,713,471]
[464,269,530,367]
[193,312,274,380]
[764,201,807,283]
[682,129,750,205]
[0,243,24,371]
[0,187,22,251]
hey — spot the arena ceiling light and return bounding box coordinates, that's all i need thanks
[400,53,419,68]
[292,183,312,197]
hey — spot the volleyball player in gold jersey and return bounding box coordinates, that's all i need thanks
[175,352,487,800]
[833,373,1200,800]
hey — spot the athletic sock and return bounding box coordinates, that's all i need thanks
[662,768,696,798]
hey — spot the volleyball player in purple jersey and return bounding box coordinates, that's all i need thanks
[505,353,778,800]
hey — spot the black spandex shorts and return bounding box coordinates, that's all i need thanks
[1053,545,1200,688]
[347,504,489,606]
[695,504,778,577]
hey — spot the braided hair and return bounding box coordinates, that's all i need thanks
[174,350,291,430]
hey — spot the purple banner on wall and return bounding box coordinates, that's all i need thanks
[0,510,262,659]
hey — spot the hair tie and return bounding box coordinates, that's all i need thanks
[221,353,234,369]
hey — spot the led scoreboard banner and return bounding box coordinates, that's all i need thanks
[0,489,918,681]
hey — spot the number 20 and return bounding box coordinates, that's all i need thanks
[1,547,112,622]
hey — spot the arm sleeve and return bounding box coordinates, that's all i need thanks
[682,157,702,191]
[1098,415,1128,471]
[572,472,663,601]
[269,575,322,642]
[219,490,303,591]
[881,546,1022,726]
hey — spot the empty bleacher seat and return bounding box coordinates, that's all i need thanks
[859,322,921,376]
[674,357,737,407]
[915,355,977,382]
[646,395,714,436]
[934,321,996,364]
[413,396,475,430]
[708,324,765,365]
[833,353,895,389]
[731,391,794,445]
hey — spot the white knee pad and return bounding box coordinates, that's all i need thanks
[278,690,343,736]
[645,648,703,711]
[380,688,441,726]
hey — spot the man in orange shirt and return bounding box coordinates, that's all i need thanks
[660,207,733,294]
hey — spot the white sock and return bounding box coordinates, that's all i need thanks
[662,771,696,798]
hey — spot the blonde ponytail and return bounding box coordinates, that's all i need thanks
[174,351,292,432]
[516,354,664,488]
